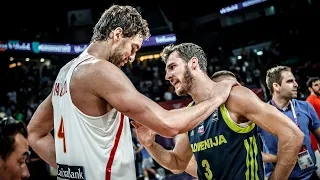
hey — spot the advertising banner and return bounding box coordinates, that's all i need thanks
[220,0,267,14]
[0,33,176,55]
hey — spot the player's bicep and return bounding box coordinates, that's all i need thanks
[246,102,294,136]
[229,87,298,136]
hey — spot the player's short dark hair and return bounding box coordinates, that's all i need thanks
[0,116,28,161]
[161,43,207,72]
[210,70,236,81]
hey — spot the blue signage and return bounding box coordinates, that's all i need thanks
[0,33,176,55]
[220,0,267,14]
[142,33,176,47]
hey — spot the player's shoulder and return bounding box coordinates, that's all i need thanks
[226,85,264,114]
[229,85,256,100]
[80,57,123,78]
[86,57,115,69]
[82,58,132,91]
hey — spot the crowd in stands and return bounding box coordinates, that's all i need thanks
[2,40,319,126]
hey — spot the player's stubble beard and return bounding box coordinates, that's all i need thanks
[176,65,194,96]
[109,41,125,67]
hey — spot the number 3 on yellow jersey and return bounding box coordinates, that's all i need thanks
[202,159,213,180]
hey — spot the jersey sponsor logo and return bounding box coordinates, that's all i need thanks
[57,164,85,180]
[190,135,227,152]
[198,124,205,133]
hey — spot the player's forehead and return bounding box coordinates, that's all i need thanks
[165,52,183,68]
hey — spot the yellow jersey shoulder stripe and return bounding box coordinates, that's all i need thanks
[220,104,255,133]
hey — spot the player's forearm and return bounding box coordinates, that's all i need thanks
[185,165,197,177]
[270,131,303,180]
[145,142,186,173]
[262,152,277,163]
[165,97,223,135]
[184,157,198,177]
[29,133,56,168]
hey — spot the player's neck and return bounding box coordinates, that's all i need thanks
[85,42,111,60]
[190,75,215,104]
[272,95,291,110]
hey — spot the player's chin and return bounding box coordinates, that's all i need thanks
[175,88,187,96]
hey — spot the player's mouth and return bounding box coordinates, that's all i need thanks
[173,81,181,88]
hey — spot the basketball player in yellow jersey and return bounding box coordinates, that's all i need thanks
[178,70,278,178]
[27,5,236,180]
[132,43,304,180]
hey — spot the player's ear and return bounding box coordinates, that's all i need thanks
[189,57,198,70]
[109,27,123,41]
